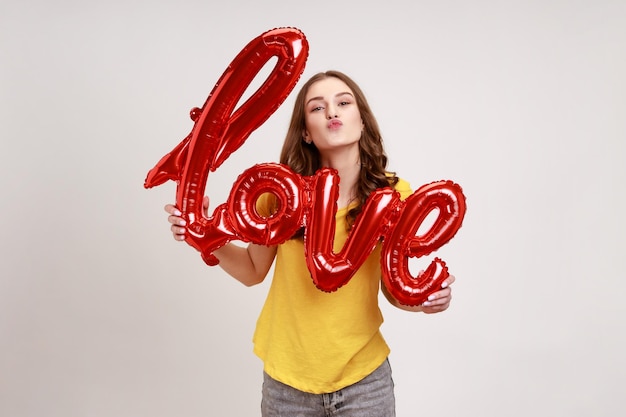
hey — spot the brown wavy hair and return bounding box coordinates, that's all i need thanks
[279,70,398,235]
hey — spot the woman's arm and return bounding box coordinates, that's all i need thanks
[164,201,277,287]
[212,242,277,286]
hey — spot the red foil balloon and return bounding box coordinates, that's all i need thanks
[303,175,466,302]
[381,180,467,306]
[304,169,400,292]
[228,163,305,246]
[144,27,309,264]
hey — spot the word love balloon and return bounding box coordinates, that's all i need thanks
[144,27,467,306]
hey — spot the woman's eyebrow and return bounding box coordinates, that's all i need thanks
[306,92,354,105]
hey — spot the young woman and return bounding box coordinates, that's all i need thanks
[164,70,455,416]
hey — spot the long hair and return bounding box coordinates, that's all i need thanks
[279,70,398,234]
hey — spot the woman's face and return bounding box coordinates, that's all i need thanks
[302,77,364,153]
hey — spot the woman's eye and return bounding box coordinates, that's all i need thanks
[311,106,323,112]
[339,101,350,106]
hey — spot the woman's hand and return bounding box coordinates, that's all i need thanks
[163,197,276,287]
[381,274,456,313]
[164,196,209,241]
[420,274,455,314]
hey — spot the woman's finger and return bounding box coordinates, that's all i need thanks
[167,215,186,226]
[441,274,456,288]
[164,204,181,216]
[422,288,452,306]
[203,196,210,217]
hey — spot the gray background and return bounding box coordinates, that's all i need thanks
[2,0,624,416]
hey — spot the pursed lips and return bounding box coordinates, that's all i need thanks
[327,119,343,130]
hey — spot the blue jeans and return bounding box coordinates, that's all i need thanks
[261,358,396,416]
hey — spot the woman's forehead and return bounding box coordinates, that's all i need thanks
[305,77,353,99]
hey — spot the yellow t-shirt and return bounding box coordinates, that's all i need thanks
[252,178,412,394]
